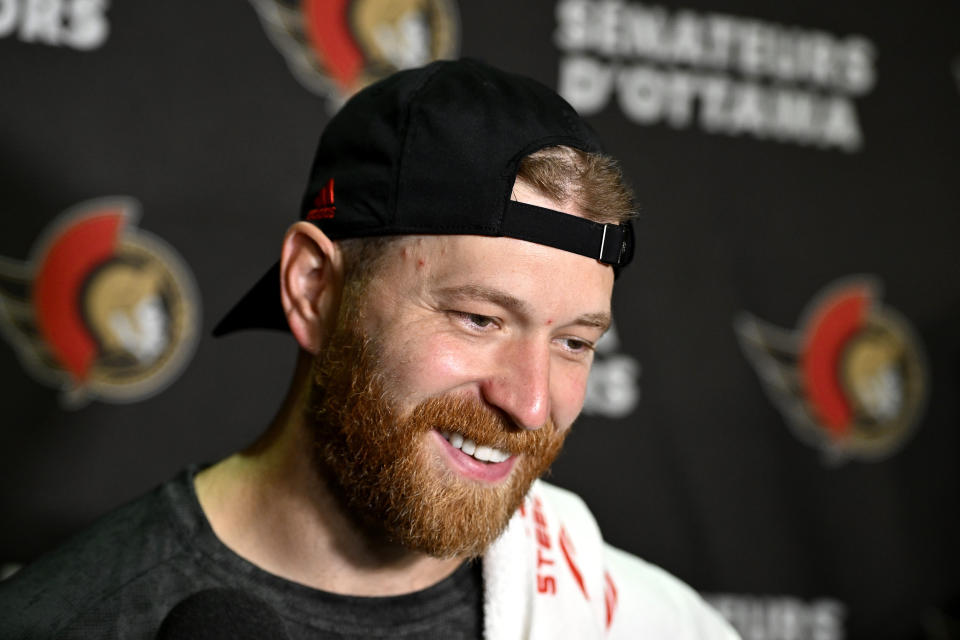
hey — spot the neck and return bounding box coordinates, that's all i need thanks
[194,351,464,596]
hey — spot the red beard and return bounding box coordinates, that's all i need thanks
[308,315,567,559]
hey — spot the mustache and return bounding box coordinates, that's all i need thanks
[403,394,562,457]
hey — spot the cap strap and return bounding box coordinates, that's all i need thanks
[502,201,634,267]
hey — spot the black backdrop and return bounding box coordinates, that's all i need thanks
[2,2,958,638]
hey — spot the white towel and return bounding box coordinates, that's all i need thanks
[482,481,741,639]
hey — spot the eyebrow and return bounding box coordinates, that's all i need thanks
[435,284,611,331]
[575,312,612,331]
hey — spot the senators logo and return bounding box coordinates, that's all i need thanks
[0,198,200,407]
[735,277,928,463]
[251,0,459,108]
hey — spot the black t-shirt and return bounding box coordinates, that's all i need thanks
[0,468,484,639]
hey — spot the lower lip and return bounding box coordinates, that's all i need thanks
[432,430,516,484]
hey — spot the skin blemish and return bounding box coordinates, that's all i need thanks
[546,319,554,326]
[417,259,426,268]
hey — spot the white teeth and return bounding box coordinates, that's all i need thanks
[440,431,510,464]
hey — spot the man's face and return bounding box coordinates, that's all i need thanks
[309,189,615,558]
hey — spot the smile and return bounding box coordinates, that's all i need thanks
[432,429,517,484]
[439,430,512,463]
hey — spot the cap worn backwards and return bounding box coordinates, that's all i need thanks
[214,58,634,337]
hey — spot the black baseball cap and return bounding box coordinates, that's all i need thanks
[213,58,634,337]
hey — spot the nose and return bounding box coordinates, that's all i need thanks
[479,338,551,430]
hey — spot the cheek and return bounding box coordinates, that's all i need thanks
[383,332,485,398]
[551,367,590,429]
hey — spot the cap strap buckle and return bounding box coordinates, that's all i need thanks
[598,224,629,265]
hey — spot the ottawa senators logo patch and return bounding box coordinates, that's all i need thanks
[735,277,928,463]
[250,0,460,108]
[0,198,201,407]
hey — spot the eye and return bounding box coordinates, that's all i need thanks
[451,311,498,331]
[557,336,595,354]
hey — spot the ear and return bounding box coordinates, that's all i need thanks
[280,222,344,355]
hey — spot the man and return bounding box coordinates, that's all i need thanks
[0,59,738,638]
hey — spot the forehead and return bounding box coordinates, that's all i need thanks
[369,233,615,319]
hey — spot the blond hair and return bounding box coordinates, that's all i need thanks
[516,146,636,225]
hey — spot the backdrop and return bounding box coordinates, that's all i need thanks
[1,2,958,638]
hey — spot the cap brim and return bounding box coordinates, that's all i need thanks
[211,262,289,337]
